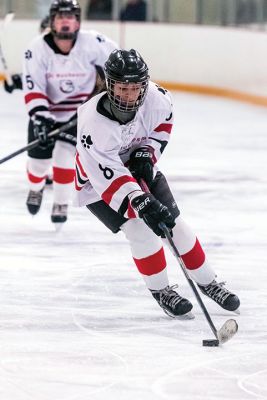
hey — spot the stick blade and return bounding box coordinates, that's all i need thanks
[4,12,15,27]
[217,318,238,344]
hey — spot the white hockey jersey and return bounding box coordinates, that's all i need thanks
[23,30,118,122]
[75,81,174,216]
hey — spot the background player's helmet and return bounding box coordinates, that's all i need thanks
[40,15,50,33]
[50,0,81,40]
[104,49,149,112]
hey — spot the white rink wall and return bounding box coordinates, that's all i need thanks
[1,20,267,99]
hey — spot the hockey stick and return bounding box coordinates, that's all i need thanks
[139,178,238,346]
[0,119,77,165]
[0,12,15,86]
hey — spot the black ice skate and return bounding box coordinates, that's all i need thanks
[26,189,44,215]
[51,203,68,225]
[198,280,240,312]
[150,285,194,319]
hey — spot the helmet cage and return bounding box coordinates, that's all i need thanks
[106,77,148,112]
[104,49,149,112]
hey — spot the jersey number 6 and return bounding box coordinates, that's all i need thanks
[99,164,114,180]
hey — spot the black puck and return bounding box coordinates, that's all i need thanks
[202,339,220,347]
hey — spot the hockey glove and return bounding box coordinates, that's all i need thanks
[131,193,175,238]
[128,147,154,188]
[32,115,56,149]
[4,74,23,93]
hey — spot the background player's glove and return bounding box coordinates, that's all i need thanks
[32,115,56,149]
[4,74,23,93]
[131,193,175,237]
[128,147,154,187]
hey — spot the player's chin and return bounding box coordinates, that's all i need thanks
[124,101,136,108]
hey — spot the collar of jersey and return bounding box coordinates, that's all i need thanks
[44,32,77,55]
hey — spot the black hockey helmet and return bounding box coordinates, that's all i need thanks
[50,0,81,39]
[40,15,50,33]
[104,49,149,112]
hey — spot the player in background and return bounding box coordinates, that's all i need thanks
[74,49,240,318]
[23,0,118,227]
[3,15,50,94]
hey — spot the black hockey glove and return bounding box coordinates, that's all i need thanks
[128,147,154,188]
[32,115,56,149]
[131,193,175,238]
[4,74,23,93]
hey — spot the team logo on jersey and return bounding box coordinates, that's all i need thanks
[59,80,74,93]
[25,50,32,59]
[96,34,105,43]
[81,134,93,149]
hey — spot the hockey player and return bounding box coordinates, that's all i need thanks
[23,0,117,225]
[74,48,240,318]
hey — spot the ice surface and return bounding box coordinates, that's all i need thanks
[0,88,267,400]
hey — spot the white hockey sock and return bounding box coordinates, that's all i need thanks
[121,219,169,290]
[166,216,216,286]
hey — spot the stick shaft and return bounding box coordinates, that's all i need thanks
[0,12,15,85]
[0,119,77,165]
[139,178,218,339]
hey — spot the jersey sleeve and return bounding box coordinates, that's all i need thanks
[76,102,142,214]
[22,38,52,119]
[141,85,174,164]
[90,30,118,72]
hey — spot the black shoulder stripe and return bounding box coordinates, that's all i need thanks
[149,138,168,154]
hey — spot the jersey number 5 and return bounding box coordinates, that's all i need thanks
[26,75,34,90]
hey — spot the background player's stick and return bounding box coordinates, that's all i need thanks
[0,11,15,86]
[0,119,77,165]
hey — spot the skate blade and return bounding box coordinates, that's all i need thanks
[163,309,195,320]
[53,223,64,232]
[217,318,238,344]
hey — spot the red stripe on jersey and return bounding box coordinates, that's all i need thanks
[27,170,46,183]
[181,238,206,270]
[154,123,173,134]
[53,167,75,184]
[50,107,78,112]
[75,152,88,178]
[133,247,166,276]
[102,175,137,205]
[74,174,82,191]
[25,92,49,104]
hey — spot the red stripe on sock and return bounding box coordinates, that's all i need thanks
[133,247,166,276]
[53,167,75,184]
[181,238,206,270]
[27,170,46,184]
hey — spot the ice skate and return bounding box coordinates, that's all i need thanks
[26,189,44,215]
[51,203,68,230]
[150,285,194,319]
[198,280,240,312]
